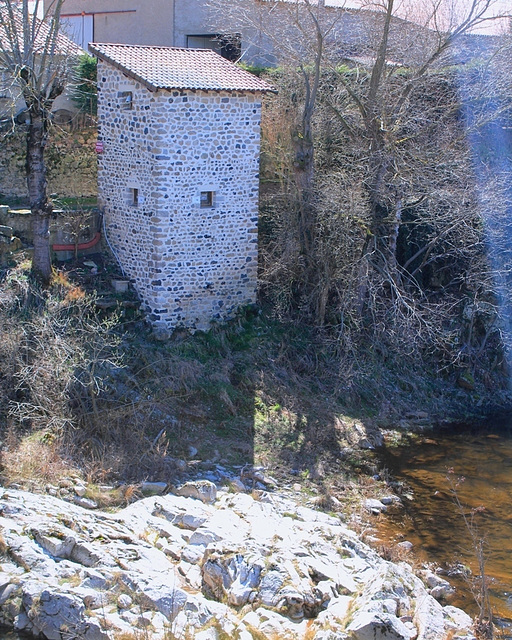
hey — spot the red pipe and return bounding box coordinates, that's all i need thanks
[52,231,101,252]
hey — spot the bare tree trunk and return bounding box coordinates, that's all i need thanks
[292,123,315,257]
[293,6,324,264]
[26,111,53,284]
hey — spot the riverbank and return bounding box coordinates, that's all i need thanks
[0,257,509,638]
[2,253,510,497]
[377,424,512,636]
[0,468,477,640]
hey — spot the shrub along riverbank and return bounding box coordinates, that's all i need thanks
[0,253,508,502]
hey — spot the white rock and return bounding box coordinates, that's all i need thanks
[181,543,206,564]
[315,579,338,601]
[141,482,167,496]
[320,595,352,622]
[202,550,263,606]
[0,487,476,640]
[347,610,416,640]
[404,621,418,640]
[142,583,189,619]
[430,584,455,600]
[116,594,132,609]
[32,531,75,559]
[178,561,203,590]
[74,484,87,497]
[175,481,217,504]
[74,587,110,609]
[241,610,261,628]
[443,605,473,631]
[313,631,347,640]
[256,606,305,635]
[195,628,219,640]
[229,478,247,493]
[305,557,358,593]
[258,570,285,606]
[413,590,447,640]
[364,498,387,513]
[236,623,256,640]
[73,496,98,509]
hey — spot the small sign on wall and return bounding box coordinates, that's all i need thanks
[95,141,104,154]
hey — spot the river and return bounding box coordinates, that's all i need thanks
[378,420,512,636]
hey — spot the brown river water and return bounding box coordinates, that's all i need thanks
[378,420,512,636]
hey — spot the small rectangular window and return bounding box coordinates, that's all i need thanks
[118,91,133,110]
[200,191,214,208]
[131,188,139,206]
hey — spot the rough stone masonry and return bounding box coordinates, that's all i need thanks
[93,45,272,332]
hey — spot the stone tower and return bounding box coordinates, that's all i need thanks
[90,43,273,331]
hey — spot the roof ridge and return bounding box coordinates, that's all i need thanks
[89,42,276,94]
[91,42,218,52]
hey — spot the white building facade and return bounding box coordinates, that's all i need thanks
[90,43,273,331]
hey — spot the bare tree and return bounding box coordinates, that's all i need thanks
[0,0,80,283]
[212,0,512,395]
[209,0,506,292]
[208,0,341,260]
[367,3,500,233]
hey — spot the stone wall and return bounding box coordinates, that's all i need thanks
[0,125,97,200]
[97,62,261,331]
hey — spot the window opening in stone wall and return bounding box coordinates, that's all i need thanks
[200,191,214,208]
[118,91,133,110]
[131,188,139,207]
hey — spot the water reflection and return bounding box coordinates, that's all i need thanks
[379,422,512,634]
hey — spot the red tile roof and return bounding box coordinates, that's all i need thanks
[89,43,275,93]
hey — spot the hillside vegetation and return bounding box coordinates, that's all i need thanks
[0,247,506,497]
[257,60,512,398]
[1,53,512,495]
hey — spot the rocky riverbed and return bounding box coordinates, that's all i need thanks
[0,470,476,640]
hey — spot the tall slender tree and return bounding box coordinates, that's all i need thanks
[0,0,81,283]
[208,0,340,260]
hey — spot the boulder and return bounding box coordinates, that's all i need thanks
[24,588,109,640]
[174,480,218,504]
[202,550,263,606]
[364,498,387,513]
[140,482,168,496]
[258,570,285,607]
[347,611,416,640]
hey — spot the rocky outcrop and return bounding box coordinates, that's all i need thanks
[0,482,475,639]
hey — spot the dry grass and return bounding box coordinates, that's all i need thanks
[0,261,189,488]
[1,428,77,488]
[0,254,485,507]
